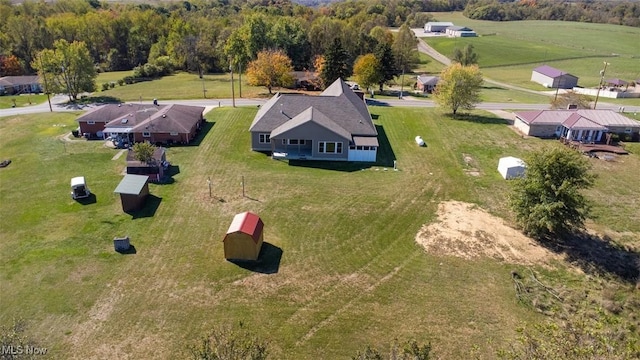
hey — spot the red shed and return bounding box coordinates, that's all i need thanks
[223,212,264,261]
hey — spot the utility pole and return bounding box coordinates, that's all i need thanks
[38,55,53,112]
[241,175,245,198]
[593,61,609,110]
[230,62,236,108]
[238,62,242,98]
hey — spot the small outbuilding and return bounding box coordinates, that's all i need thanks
[126,147,168,182]
[113,236,131,252]
[113,174,150,212]
[223,211,264,261]
[531,65,579,89]
[497,156,526,180]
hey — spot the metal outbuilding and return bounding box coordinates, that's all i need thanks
[497,157,526,180]
[114,174,150,212]
[223,212,264,261]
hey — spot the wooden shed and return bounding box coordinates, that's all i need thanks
[223,212,264,261]
[113,174,150,212]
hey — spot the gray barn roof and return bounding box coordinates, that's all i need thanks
[532,65,576,79]
[114,174,149,195]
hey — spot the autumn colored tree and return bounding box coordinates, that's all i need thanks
[433,63,483,115]
[353,53,382,93]
[0,55,22,76]
[246,49,294,94]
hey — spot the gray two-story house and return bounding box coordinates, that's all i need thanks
[249,78,378,162]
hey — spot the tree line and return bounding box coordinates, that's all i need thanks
[464,0,640,27]
[0,0,463,77]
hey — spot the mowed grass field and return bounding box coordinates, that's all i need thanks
[1,106,639,359]
[424,12,640,93]
[96,71,273,102]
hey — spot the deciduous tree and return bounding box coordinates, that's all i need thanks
[392,24,418,73]
[433,63,483,115]
[246,49,294,94]
[353,53,382,93]
[508,147,594,239]
[0,55,22,76]
[132,142,156,164]
[452,44,479,66]
[32,39,97,102]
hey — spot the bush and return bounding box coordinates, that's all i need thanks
[123,76,135,85]
[101,83,110,91]
[109,82,115,89]
[117,79,125,86]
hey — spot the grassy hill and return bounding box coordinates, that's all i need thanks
[1,105,639,358]
[424,12,640,90]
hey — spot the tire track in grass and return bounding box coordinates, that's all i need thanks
[295,251,421,345]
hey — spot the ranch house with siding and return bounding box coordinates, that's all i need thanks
[249,78,378,162]
[514,109,640,142]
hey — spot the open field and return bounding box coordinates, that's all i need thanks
[1,106,639,359]
[95,72,271,101]
[424,12,640,99]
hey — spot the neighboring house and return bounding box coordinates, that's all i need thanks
[531,65,579,89]
[76,103,205,144]
[424,22,454,32]
[445,26,477,37]
[126,147,168,182]
[416,75,440,93]
[514,109,640,142]
[0,76,42,95]
[249,78,379,162]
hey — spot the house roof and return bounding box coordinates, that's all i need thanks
[114,174,149,195]
[226,211,263,244]
[532,65,574,79]
[79,103,204,134]
[0,75,40,86]
[249,78,376,138]
[426,22,454,26]
[417,75,439,86]
[606,78,628,86]
[561,113,607,130]
[270,107,352,140]
[447,26,472,31]
[515,109,640,129]
[353,136,379,147]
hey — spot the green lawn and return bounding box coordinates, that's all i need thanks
[0,94,48,109]
[423,13,640,94]
[95,72,271,102]
[1,106,638,359]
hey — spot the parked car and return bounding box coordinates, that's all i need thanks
[70,176,91,199]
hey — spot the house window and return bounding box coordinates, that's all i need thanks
[319,141,342,154]
[87,121,95,125]
[143,132,151,137]
[625,128,632,133]
[285,139,305,145]
[170,132,179,136]
[259,134,271,143]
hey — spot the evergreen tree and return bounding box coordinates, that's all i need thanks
[374,42,397,92]
[320,38,351,88]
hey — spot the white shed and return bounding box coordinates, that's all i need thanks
[497,157,526,179]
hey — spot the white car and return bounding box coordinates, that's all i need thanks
[71,176,91,199]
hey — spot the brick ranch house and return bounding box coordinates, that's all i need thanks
[76,103,205,145]
[514,109,640,142]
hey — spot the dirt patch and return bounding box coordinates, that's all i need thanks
[416,201,561,265]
